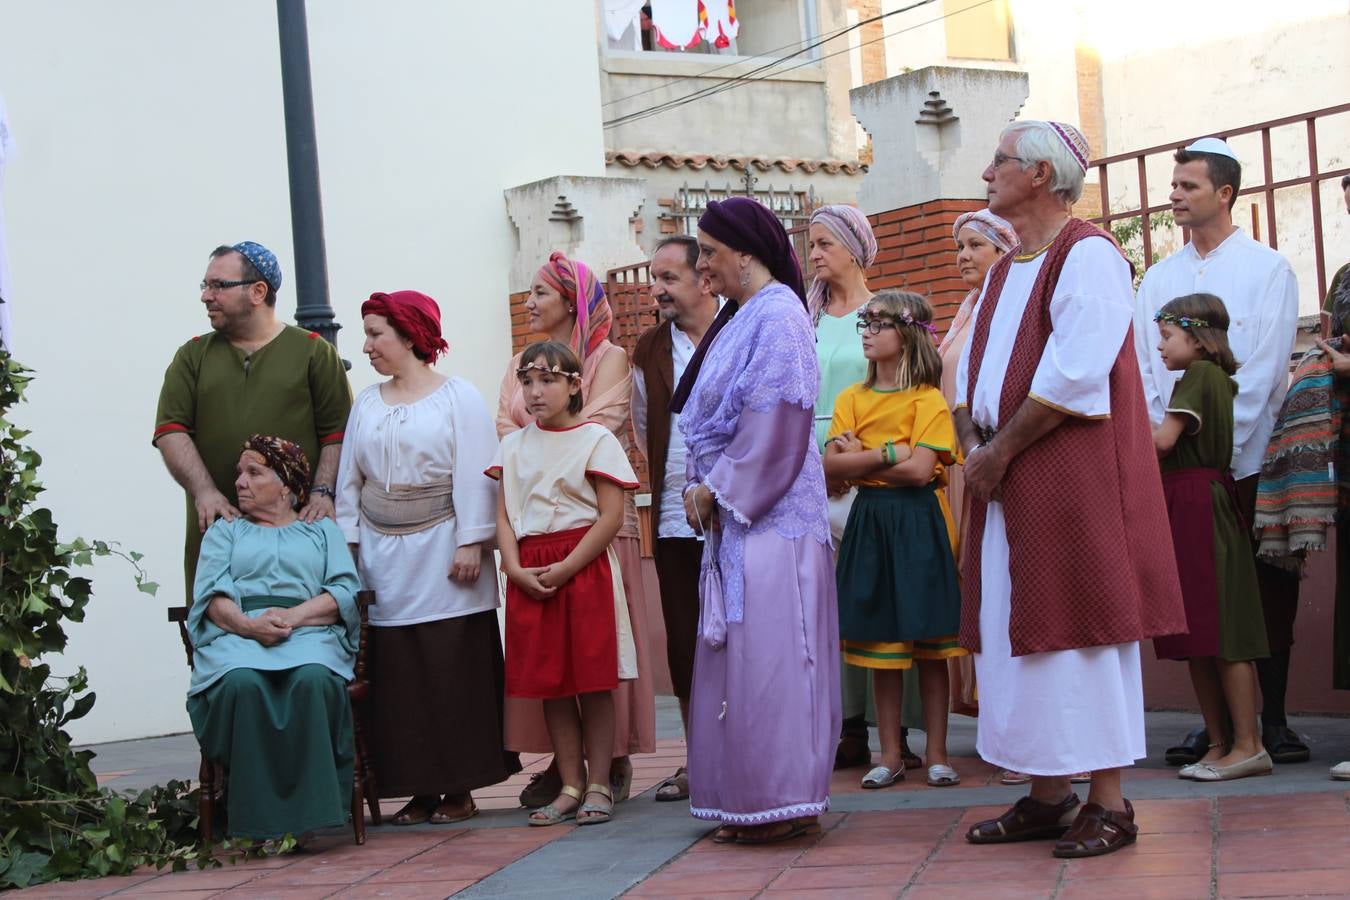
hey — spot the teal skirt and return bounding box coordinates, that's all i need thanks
[187,662,353,840]
[836,485,961,643]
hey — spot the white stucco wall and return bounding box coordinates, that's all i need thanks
[0,0,605,743]
[1093,2,1350,318]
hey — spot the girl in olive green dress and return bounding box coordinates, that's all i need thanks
[1152,292,1270,783]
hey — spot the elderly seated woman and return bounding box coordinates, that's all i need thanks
[185,434,361,841]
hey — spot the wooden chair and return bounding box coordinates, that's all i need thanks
[168,588,383,844]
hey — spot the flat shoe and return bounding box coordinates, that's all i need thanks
[1053,800,1138,858]
[1190,750,1273,782]
[391,796,438,826]
[520,762,563,809]
[735,817,820,845]
[1164,728,1209,766]
[655,766,689,802]
[966,793,1080,844]
[1069,772,1092,783]
[861,765,903,789]
[927,764,960,787]
[834,728,872,770]
[1262,725,1311,764]
[1000,770,1032,786]
[528,785,582,826]
[1177,762,1203,780]
[577,783,614,825]
[1329,761,1350,781]
[712,824,740,843]
[429,794,477,824]
[609,759,633,804]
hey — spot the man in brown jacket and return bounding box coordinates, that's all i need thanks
[631,234,720,803]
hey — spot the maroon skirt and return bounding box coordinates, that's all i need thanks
[506,526,619,699]
[1154,468,1221,659]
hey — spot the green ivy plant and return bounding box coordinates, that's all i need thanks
[0,355,285,888]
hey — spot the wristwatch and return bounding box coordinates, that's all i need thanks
[310,484,335,500]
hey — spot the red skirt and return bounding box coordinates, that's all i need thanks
[506,526,619,699]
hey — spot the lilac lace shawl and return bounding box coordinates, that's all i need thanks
[679,282,831,623]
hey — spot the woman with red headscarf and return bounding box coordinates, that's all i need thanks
[496,252,657,809]
[336,291,519,826]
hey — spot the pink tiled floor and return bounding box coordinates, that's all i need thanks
[628,794,1350,899]
[19,737,1350,899]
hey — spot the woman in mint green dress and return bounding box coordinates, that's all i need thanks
[186,435,361,841]
[807,205,923,768]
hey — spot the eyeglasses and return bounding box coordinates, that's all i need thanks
[200,279,259,293]
[991,152,1026,169]
[855,319,899,335]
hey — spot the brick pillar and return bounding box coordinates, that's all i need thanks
[850,67,1030,335]
[502,173,647,354]
[866,200,986,335]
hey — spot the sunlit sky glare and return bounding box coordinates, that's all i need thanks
[1022,0,1349,57]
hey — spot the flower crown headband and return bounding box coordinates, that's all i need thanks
[1153,311,1219,331]
[516,360,583,381]
[858,306,938,335]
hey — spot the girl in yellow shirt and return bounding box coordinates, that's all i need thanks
[823,291,966,790]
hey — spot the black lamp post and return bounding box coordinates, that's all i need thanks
[276,0,339,347]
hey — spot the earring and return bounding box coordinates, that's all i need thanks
[567,305,576,314]
[739,265,751,288]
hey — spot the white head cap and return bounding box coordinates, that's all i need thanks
[1183,137,1238,160]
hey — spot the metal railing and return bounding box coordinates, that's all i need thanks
[1087,102,1350,302]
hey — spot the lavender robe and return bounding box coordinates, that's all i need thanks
[680,282,841,825]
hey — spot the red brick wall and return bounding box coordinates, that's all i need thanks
[865,199,985,337]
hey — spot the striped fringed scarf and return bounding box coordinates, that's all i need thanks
[1254,342,1345,569]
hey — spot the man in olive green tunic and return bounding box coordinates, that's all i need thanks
[154,241,352,597]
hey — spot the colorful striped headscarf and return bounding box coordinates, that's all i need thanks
[242,434,311,507]
[951,209,1017,253]
[536,251,612,363]
[806,204,878,321]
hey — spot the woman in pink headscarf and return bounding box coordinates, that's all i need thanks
[496,252,656,809]
[942,210,1033,781]
[940,209,1017,524]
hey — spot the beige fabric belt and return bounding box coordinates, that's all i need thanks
[360,477,454,535]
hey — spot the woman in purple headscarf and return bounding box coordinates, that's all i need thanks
[676,197,841,844]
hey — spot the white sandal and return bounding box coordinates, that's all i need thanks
[861,765,903,789]
[927,764,960,787]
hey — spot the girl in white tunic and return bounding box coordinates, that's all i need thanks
[489,341,639,827]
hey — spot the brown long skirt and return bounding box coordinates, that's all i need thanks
[370,610,521,797]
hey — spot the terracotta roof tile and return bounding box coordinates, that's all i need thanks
[606,150,866,176]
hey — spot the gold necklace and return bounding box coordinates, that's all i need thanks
[1012,220,1070,262]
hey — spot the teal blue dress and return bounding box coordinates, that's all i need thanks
[814,311,869,451]
[186,517,361,839]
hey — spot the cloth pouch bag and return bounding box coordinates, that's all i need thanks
[694,504,727,650]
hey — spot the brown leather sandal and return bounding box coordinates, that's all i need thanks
[966,793,1080,844]
[1052,800,1138,858]
[712,824,740,843]
[392,795,439,826]
[429,793,477,824]
[735,817,822,845]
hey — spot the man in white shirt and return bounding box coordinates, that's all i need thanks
[631,234,720,802]
[1133,138,1304,766]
